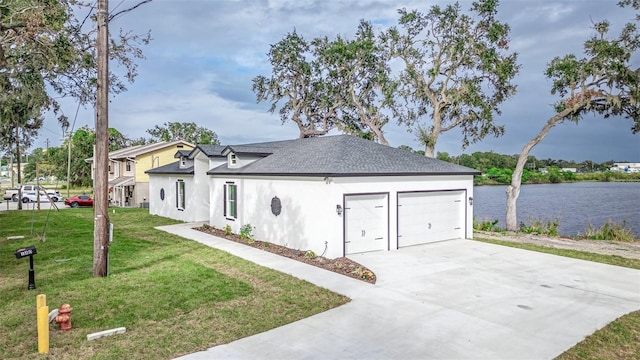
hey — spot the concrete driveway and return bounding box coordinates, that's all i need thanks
[160,224,640,360]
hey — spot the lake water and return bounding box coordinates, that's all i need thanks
[473,182,640,237]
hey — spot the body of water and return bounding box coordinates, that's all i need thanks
[473,182,640,237]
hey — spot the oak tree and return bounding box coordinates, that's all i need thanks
[382,0,519,157]
[315,21,396,145]
[505,0,640,231]
[147,121,220,145]
[253,31,341,138]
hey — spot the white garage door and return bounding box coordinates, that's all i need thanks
[398,191,465,247]
[344,194,388,254]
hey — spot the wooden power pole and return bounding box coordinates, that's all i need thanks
[93,0,110,277]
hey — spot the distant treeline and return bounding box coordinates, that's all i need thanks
[397,147,640,185]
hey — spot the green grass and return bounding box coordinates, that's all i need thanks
[474,237,640,360]
[556,310,640,360]
[0,208,348,359]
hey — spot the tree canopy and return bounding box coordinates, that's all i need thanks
[0,0,151,153]
[382,0,519,156]
[146,122,220,145]
[254,0,518,153]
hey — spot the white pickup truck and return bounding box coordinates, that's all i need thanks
[3,185,62,202]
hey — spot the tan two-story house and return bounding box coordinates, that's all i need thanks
[87,141,194,207]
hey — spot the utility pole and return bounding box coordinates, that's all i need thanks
[93,0,110,277]
[15,127,22,211]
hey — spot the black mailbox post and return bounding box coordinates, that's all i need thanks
[14,246,37,290]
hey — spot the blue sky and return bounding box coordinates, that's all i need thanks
[36,0,639,163]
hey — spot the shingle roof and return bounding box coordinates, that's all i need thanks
[191,144,227,159]
[175,149,191,158]
[145,161,194,175]
[207,135,480,177]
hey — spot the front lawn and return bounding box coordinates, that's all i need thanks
[0,208,348,359]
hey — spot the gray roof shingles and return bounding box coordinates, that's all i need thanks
[207,135,480,177]
[146,161,194,175]
[194,144,227,158]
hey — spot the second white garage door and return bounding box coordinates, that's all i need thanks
[344,193,388,255]
[398,191,465,247]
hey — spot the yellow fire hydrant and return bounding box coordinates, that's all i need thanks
[54,304,72,331]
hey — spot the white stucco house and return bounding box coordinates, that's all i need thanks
[146,135,480,259]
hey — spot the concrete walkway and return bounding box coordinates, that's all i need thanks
[158,223,640,360]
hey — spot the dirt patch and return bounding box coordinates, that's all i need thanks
[195,225,376,284]
[475,230,640,260]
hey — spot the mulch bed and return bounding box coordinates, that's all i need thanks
[195,224,376,284]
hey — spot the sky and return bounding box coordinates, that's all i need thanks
[35,0,639,163]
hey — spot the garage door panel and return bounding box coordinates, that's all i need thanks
[398,191,465,247]
[345,194,388,255]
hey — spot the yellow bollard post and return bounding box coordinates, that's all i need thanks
[36,294,49,354]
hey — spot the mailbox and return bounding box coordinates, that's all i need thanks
[15,246,37,259]
[14,245,37,290]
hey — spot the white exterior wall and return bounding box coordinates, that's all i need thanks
[210,174,475,259]
[148,174,195,222]
[192,153,221,222]
[210,176,343,258]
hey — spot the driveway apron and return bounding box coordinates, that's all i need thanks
[158,223,640,360]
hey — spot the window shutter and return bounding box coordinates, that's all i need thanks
[223,184,227,217]
[175,181,179,208]
[231,184,237,218]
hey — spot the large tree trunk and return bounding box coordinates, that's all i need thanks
[422,128,439,158]
[369,120,389,146]
[506,110,574,231]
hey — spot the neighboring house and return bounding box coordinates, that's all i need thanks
[87,141,194,207]
[540,167,578,174]
[147,135,480,259]
[610,162,640,173]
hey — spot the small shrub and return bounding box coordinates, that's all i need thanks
[581,220,636,242]
[352,267,373,280]
[520,217,559,236]
[224,224,232,237]
[360,270,374,280]
[239,224,254,243]
[352,267,362,277]
[474,218,500,232]
[304,250,316,259]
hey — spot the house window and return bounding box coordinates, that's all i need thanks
[224,182,237,219]
[176,180,185,210]
[181,158,186,167]
[230,154,237,166]
[126,161,131,171]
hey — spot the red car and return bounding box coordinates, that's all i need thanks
[64,194,94,208]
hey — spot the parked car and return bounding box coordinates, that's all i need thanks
[21,191,62,203]
[3,188,19,202]
[64,194,93,208]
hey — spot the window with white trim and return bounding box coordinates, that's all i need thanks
[176,180,185,210]
[230,154,237,166]
[224,182,237,219]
